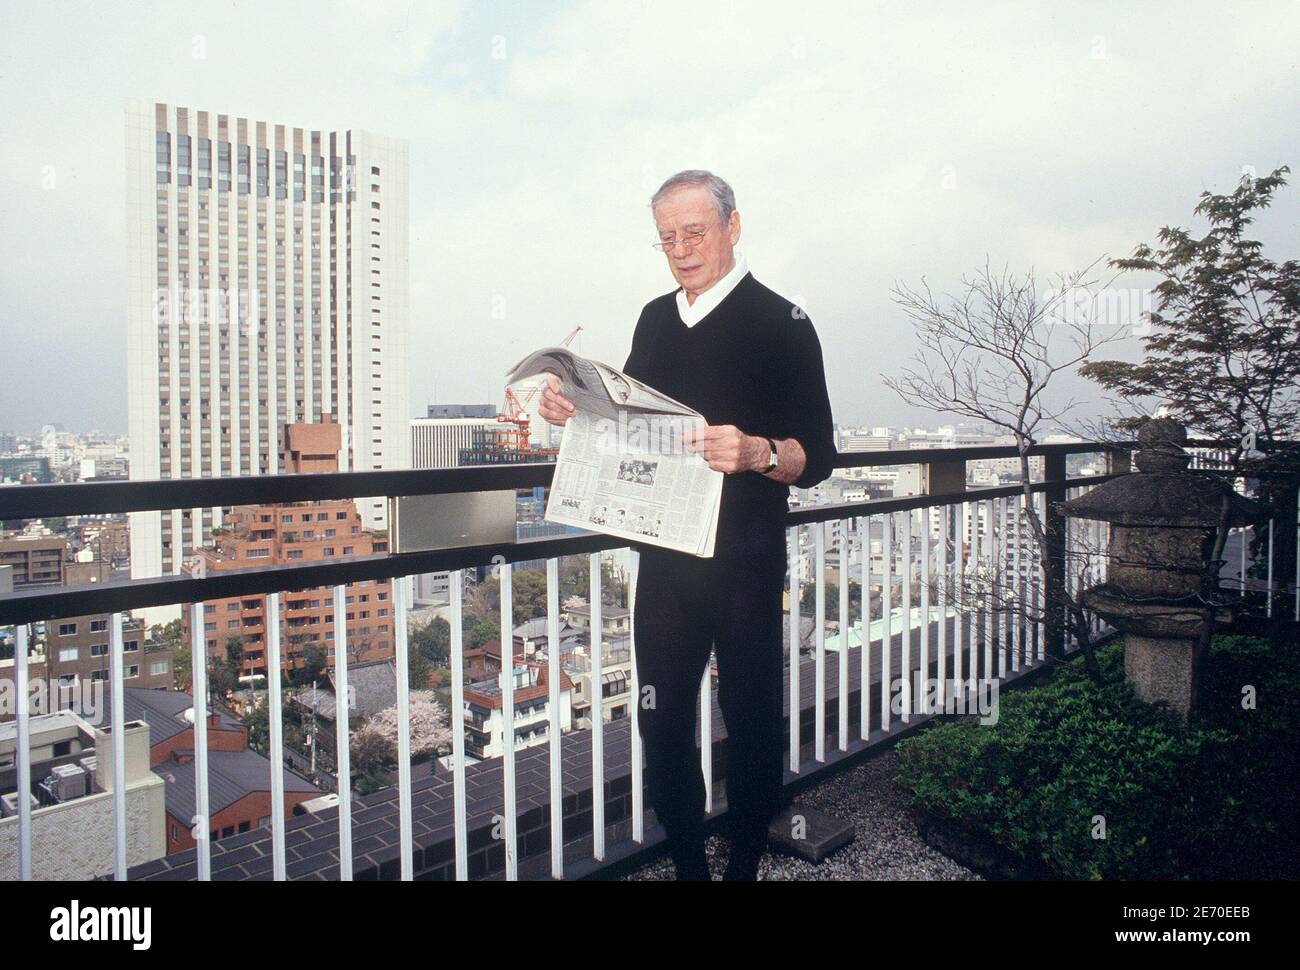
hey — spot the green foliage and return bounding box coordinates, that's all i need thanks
[407,648,432,689]
[411,616,450,668]
[467,618,498,649]
[293,643,328,687]
[895,636,1300,879]
[1082,166,1299,450]
[800,580,863,620]
[243,698,302,757]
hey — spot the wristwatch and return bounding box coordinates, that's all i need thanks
[761,437,778,474]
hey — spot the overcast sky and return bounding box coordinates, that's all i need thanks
[1,0,1297,436]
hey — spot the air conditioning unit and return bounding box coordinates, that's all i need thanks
[1,792,37,818]
[47,762,88,801]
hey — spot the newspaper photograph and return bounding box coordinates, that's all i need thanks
[505,347,723,557]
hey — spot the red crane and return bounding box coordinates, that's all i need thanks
[499,325,583,451]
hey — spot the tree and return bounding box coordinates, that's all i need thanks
[467,618,498,649]
[224,635,246,682]
[349,725,395,795]
[207,653,235,702]
[359,692,452,761]
[407,649,433,690]
[1081,166,1299,651]
[294,643,327,687]
[886,260,1126,683]
[243,697,301,757]
[464,569,548,625]
[800,580,864,621]
[410,616,451,668]
[559,555,626,606]
[150,619,189,690]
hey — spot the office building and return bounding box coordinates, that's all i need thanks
[125,101,410,587]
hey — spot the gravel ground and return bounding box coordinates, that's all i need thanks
[621,748,979,881]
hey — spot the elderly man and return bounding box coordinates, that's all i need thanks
[540,170,835,880]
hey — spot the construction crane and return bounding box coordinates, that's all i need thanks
[497,325,584,452]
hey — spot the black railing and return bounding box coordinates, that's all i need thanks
[0,442,1131,627]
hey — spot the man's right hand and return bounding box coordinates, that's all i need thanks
[538,373,577,426]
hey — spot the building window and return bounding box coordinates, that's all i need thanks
[90,643,108,657]
[126,666,140,679]
[124,640,139,653]
[58,648,79,662]
[90,619,108,633]
[57,623,77,636]
[150,660,169,677]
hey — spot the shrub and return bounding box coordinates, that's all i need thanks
[895,635,1300,879]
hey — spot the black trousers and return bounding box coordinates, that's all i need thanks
[632,515,787,863]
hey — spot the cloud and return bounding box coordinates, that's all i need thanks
[1,0,1298,436]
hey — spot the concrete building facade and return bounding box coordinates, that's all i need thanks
[126,101,410,591]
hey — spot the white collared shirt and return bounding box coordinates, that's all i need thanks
[675,250,749,327]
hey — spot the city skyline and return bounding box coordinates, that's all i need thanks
[3,2,1299,439]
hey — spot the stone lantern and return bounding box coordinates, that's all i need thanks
[1059,419,1263,719]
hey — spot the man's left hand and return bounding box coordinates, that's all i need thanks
[683,424,767,474]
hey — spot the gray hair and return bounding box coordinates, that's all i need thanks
[650,170,737,223]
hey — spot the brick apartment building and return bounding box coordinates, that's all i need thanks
[183,418,394,679]
[106,688,322,854]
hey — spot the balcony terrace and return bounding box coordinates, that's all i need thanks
[0,440,1294,881]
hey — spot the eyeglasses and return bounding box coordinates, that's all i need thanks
[652,226,711,252]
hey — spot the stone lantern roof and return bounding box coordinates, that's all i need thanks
[1060,418,1263,529]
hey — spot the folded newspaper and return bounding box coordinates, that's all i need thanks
[505,347,723,557]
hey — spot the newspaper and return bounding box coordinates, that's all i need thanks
[505,347,723,557]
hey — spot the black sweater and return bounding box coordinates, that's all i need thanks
[622,271,836,547]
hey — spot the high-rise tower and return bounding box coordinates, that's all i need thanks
[125,101,409,584]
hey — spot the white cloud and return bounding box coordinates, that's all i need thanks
[1,0,1297,434]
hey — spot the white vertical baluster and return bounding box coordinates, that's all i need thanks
[1007,501,1019,671]
[449,568,469,879]
[332,584,353,880]
[392,577,414,880]
[860,516,871,740]
[954,504,966,696]
[499,562,517,878]
[996,498,1007,679]
[589,553,605,860]
[266,593,287,880]
[788,526,801,770]
[546,557,563,879]
[838,518,849,750]
[15,624,32,881]
[901,509,912,723]
[109,613,127,880]
[1041,497,1050,652]
[629,552,644,842]
[922,507,933,714]
[881,513,893,731]
[190,602,212,880]
[977,501,987,686]
[814,520,826,763]
[936,504,948,710]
